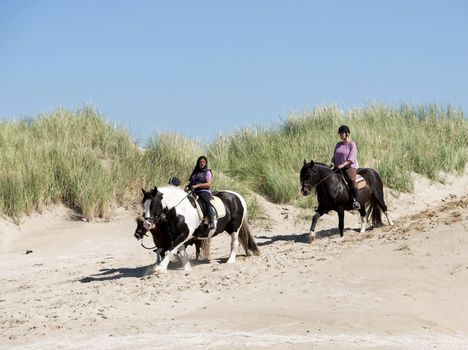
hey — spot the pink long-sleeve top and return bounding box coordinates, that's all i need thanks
[332,141,359,169]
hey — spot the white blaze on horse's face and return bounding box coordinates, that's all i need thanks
[143,199,152,220]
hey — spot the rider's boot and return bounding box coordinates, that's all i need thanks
[207,206,216,230]
[351,187,361,210]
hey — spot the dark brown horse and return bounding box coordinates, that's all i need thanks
[300,160,393,241]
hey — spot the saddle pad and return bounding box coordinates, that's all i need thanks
[195,195,226,219]
[356,175,366,190]
[211,196,226,218]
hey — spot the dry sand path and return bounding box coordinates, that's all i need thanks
[1,173,468,350]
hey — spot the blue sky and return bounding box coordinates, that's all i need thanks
[1,1,467,144]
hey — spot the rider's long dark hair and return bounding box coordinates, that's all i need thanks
[189,155,211,179]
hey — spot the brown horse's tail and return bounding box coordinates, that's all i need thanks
[239,214,260,256]
[367,199,383,227]
[367,179,384,227]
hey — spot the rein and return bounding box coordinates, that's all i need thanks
[144,191,191,223]
[305,167,339,189]
[172,191,192,210]
[140,235,157,250]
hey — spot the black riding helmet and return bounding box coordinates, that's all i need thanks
[168,176,181,186]
[338,125,350,134]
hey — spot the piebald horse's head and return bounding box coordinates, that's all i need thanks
[142,187,165,224]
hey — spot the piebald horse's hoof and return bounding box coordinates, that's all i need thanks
[154,265,167,274]
[308,232,316,243]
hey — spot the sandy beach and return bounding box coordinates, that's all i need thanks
[1,172,468,350]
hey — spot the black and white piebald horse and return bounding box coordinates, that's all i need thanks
[141,186,260,273]
[300,160,393,241]
[134,214,207,264]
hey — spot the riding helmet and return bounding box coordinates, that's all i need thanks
[338,125,350,134]
[168,176,181,186]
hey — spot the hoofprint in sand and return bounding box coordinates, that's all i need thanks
[1,172,468,350]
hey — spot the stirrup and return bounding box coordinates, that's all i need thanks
[352,201,361,210]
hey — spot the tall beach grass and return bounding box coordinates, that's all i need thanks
[0,104,466,222]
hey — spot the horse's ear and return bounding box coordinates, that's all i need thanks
[310,160,314,166]
[303,159,307,165]
[152,186,158,193]
[142,188,147,195]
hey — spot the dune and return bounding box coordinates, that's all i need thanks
[1,170,468,350]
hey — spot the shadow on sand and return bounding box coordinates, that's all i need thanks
[79,257,221,283]
[79,265,156,283]
[256,225,373,246]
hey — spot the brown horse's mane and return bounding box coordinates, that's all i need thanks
[313,162,331,168]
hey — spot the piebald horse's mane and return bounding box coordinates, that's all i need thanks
[156,186,193,213]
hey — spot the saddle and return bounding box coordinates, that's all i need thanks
[339,171,366,190]
[356,175,366,190]
[193,195,226,221]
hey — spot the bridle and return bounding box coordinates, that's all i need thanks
[302,166,339,191]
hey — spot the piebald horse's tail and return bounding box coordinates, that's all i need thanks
[239,215,260,256]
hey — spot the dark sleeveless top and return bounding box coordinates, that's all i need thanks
[190,169,212,194]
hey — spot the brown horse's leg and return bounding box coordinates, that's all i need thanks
[309,212,322,242]
[358,207,367,233]
[384,212,394,226]
[337,207,345,237]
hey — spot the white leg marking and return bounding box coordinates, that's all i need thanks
[360,215,366,233]
[384,211,394,226]
[154,258,169,273]
[178,246,192,273]
[309,230,316,243]
[227,231,239,264]
[309,212,320,243]
[155,239,191,274]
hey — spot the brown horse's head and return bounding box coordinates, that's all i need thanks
[134,215,150,240]
[300,160,316,196]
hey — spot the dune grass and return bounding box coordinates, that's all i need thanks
[0,104,466,222]
[209,104,467,204]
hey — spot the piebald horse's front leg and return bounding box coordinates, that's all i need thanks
[309,212,322,242]
[177,246,192,273]
[155,236,191,274]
